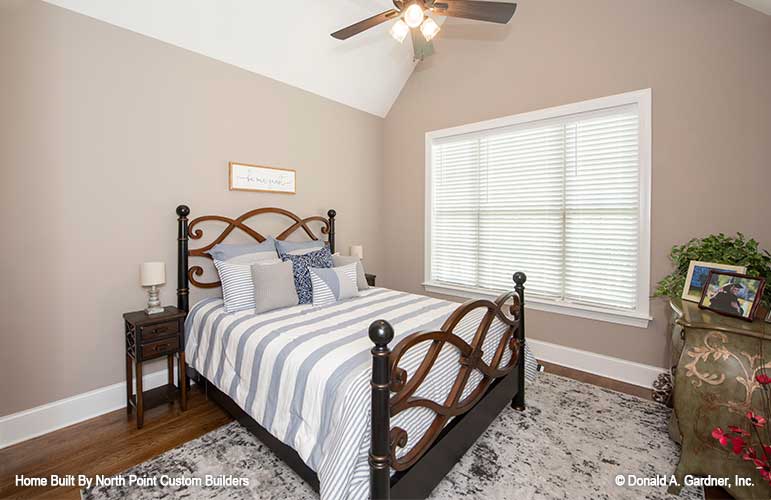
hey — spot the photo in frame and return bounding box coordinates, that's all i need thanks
[228,162,296,194]
[698,270,766,321]
[681,260,746,302]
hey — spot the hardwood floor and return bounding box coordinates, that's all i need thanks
[0,388,231,499]
[0,364,728,499]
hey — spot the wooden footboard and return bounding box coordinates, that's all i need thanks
[368,272,527,500]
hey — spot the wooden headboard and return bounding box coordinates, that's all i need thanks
[175,204,335,311]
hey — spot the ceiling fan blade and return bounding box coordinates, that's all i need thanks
[411,29,434,61]
[431,1,517,24]
[331,9,400,40]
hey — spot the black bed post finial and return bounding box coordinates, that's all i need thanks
[369,319,393,500]
[512,272,527,411]
[327,209,336,254]
[176,205,190,312]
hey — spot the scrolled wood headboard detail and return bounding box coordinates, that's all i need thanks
[175,204,335,311]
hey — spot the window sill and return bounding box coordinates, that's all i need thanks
[422,282,652,329]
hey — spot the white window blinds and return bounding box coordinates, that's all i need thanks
[429,104,642,313]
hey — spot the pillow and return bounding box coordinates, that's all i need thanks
[213,259,255,313]
[310,263,360,306]
[280,246,333,304]
[274,239,325,256]
[332,255,369,291]
[250,260,299,313]
[208,238,278,264]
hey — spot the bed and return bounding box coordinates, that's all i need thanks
[175,205,530,500]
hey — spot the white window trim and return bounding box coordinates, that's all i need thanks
[423,89,652,328]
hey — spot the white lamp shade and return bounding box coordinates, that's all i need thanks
[140,262,165,287]
[403,3,425,28]
[350,245,364,260]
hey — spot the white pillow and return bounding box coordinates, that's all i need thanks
[309,263,359,306]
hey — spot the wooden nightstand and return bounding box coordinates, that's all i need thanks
[123,306,187,428]
[366,273,376,287]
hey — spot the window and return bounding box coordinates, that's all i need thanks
[424,90,651,327]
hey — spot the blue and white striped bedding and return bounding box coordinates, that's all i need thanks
[185,287,536,500]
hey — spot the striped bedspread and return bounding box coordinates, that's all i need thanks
[185,287,536,500]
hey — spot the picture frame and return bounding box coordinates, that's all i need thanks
[681,260,746,303]
[228,162,296,194]
[698,270,766,322]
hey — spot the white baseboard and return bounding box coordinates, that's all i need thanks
[528,338,666,389]
[0,365,184,449]
[0,340,665,450]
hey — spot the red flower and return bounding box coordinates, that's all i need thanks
[713,427,730,446]
[757,374,771,385]
[748,412,768,428]
[729,425,751,437]
[744,447,757,461]
[755,459,771,480]
[764,445,771,456]
[732,436,747,455]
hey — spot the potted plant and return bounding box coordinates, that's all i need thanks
[656,233,771,316]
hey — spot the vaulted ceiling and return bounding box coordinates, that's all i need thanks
[43,0,771,118]
[43,0,422,117]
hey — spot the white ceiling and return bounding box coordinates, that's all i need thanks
[43,1,771,118]
[43,0,420,117]
[735,0,771,15]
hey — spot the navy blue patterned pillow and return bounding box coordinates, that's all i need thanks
[280,246,333,304]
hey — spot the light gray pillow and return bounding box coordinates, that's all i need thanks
[209,238,278,264]
[250,260,299,314]
[332,255,369,290]
[274,239,325,256]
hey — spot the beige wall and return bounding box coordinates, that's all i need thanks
[0,1,384,417]
[382,0,771,368]
[3,0,771,418]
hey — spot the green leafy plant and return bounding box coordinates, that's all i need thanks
[655,233,771,307]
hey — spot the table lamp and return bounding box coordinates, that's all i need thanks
[140,262,165,314]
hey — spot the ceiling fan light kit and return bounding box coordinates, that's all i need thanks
[331,1,517,60]
[390,19,410,43]
[419,17,441,42]
[403,3,426,28]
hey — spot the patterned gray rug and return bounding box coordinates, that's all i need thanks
[83,373,702,500]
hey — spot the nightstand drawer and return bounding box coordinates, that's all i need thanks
[139,320,179,342]
[140,337,180,359]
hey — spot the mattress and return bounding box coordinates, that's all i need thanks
[185,287,536,500]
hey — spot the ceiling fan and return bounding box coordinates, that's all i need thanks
[331,0,517,61]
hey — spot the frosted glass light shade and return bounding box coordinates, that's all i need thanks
[140,262,165,287]
[390,19,409,43]
[403,3,425,28]
[350,245,364,260]
[420,17,440,41]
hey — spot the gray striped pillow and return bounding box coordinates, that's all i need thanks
[213,259,256,312]
[309,263,359,306]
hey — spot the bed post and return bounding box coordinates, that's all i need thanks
[511,271,527,411]
[176,205,190,312]
[369,319,393,500]
[327,209,336,254]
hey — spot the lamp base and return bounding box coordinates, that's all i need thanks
[145,285,164,314]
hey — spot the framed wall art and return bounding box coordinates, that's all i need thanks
[228,162,296,194]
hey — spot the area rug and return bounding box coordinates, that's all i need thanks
[82,373,702,500]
